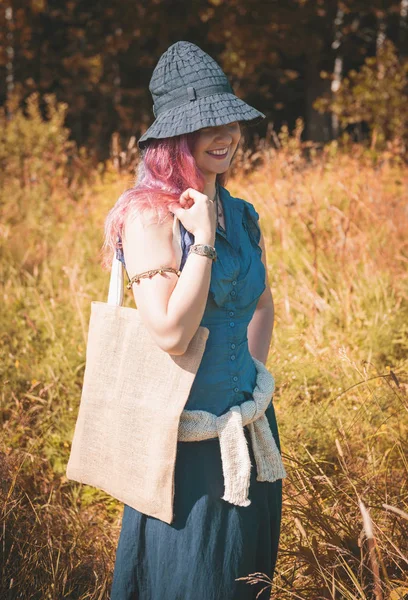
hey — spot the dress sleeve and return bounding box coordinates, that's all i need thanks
[241,200,262,256]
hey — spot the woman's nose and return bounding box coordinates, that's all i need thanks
[214,132,233,144]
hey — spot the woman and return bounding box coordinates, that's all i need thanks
[103,41,286,600]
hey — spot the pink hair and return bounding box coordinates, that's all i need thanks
[100,130,230,270]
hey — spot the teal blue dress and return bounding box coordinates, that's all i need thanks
[110,184,283,600]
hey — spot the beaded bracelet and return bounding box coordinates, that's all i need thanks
[126,267,181,289]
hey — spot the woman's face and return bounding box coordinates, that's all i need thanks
[191,121,241,178]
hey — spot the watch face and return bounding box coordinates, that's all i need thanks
[189,244,216,260]
[204,245,215,256]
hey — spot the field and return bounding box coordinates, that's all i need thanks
[1,101,407,599]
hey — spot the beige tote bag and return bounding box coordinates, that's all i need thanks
[66,216,210,524]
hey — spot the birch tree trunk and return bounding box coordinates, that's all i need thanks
[399,0,408,56]
[5,4,14,103]
[331,6,344,139]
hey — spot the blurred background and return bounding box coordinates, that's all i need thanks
[1,2,407,600]
[1,0,407,158]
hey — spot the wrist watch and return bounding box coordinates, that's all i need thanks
[188,243,217,261]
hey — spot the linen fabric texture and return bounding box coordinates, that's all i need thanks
[66,272,210,525]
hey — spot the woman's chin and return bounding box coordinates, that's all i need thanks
[200,160,231,175]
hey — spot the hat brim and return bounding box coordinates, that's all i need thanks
[137,93,265,149]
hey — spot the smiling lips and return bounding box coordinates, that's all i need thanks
[206,147,229,158]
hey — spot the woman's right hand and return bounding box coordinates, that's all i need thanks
[168,188,216,242]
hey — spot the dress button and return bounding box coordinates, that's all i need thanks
[230,354,236,361]
[229,321,235,328]
[233,376,238,382]
[230,343,236,349]
[229,311,234,317]
[234,387,239,393]
[232,280,237,286]
[230,290,236,297]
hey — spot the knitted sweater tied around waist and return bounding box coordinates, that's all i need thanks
[178,356,287,507]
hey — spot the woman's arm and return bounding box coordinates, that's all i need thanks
[247,229,274,365]
[122,207,215,356]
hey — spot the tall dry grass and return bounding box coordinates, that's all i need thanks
[230,122,408,599]
[0,98,407,598]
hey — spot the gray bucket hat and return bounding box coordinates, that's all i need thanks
[137,41,266,149]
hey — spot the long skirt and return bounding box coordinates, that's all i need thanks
[110,402,283,600]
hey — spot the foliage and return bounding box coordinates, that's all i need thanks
[0,89,97,277]
[0,90,74,181]
[233,127,408,598]
[1,1,406,155]
[315,39,408,150]
[1,109,407,598]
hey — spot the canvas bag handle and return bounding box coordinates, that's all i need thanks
[107,215,183,307]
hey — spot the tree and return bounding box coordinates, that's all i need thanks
[314,38,408,149]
